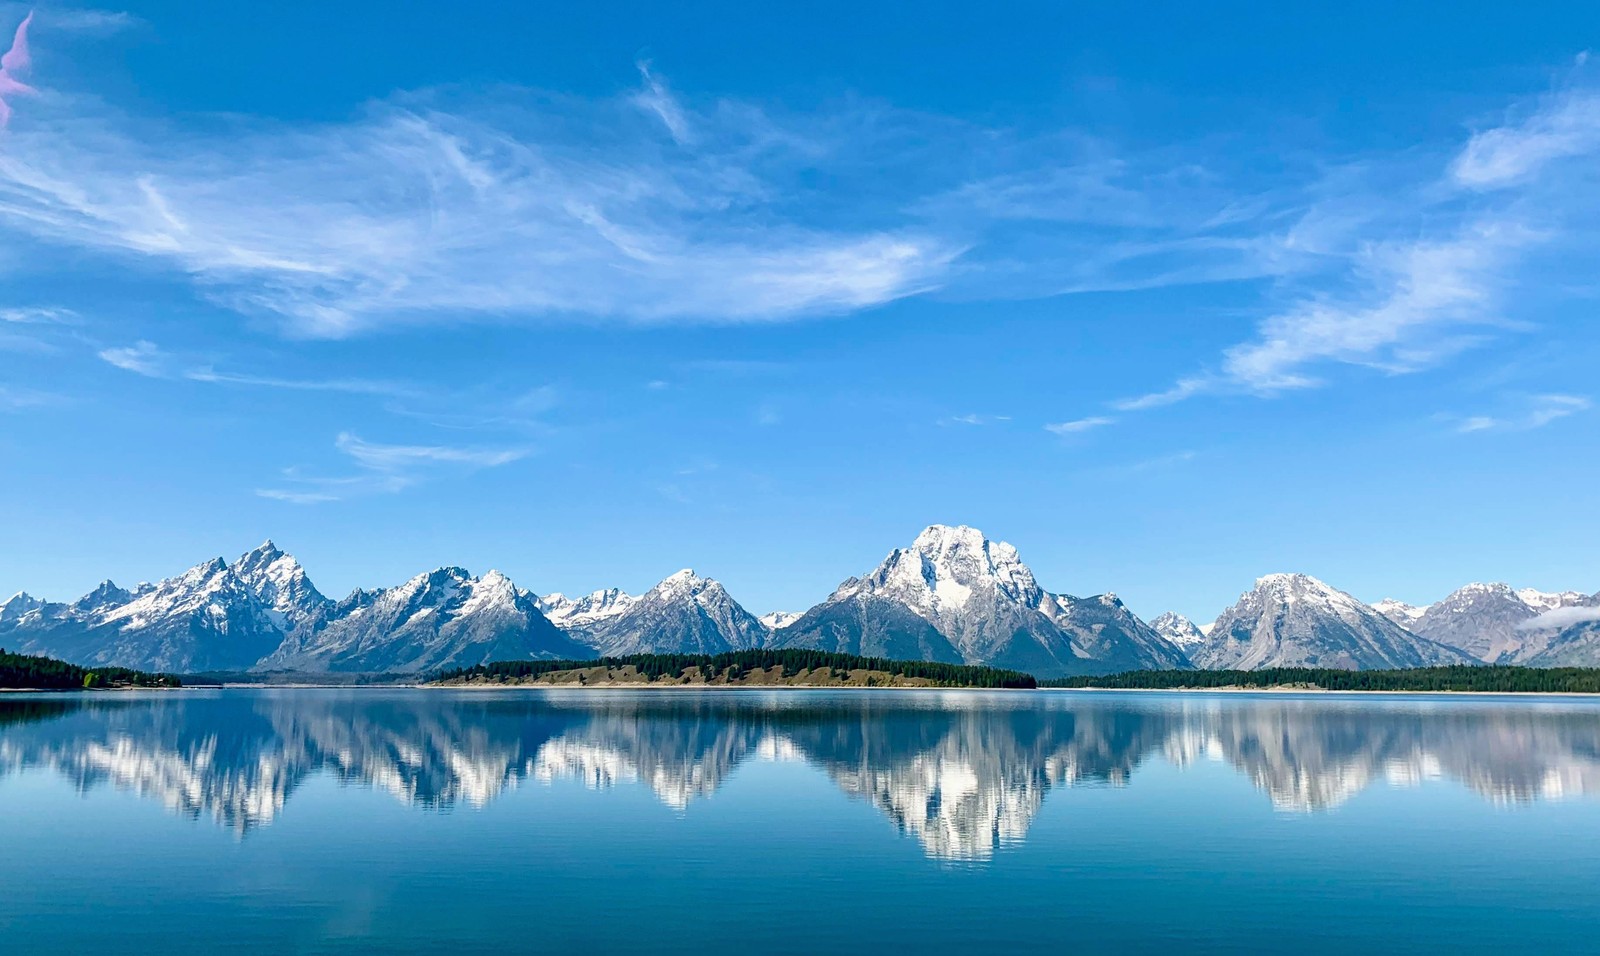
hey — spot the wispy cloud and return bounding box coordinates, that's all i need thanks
[0,66,958,335]
[184,366,417,397]
[1452,79,1600,189]
[1455,393,1591,433]
[0,306,74,324]
[94,338,417,397]
[2,6,144,37]
[1112,376,1209,412]
[1215,223,1523,393]
[631,61,692,146]
[254,488,339,505]
[333,431,526,470]
[1045,415,1115,436]
[96,339,166,376]
[939,413,1011,426]
[1108,69,1600,416]
[0,10,34,130]
[257,432,528,504]
[0,383,58,410]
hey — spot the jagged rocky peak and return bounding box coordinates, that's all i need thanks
[645,569,742,608]
[71,580,132,613]
[229,540,328,621]
[1150,612,1206,649]
[537,587,636,627]
[0,590,44,623]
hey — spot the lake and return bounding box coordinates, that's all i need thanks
[2,688,1598,954]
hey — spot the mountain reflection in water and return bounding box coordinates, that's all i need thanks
[2,689,1597,860]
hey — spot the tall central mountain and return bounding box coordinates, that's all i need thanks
[1192,573,1472,671]
[771,525,1189,677]
[536,570,768,656]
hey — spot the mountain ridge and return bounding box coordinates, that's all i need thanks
[4,533,1595,675]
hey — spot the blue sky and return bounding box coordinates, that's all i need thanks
[0,1,1596,621]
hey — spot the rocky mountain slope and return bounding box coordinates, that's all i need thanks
[1191,573,1472,671]
[260,567,590,673]
[538,570,768,656]
[1371,584,1598,664]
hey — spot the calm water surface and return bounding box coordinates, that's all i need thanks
[2,688,1598,954]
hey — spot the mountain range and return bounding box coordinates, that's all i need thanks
[2,526,1596,676]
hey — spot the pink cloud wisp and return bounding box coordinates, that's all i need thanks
[0,11,37,129]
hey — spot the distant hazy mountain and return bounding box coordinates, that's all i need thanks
[1490,602,1600,667]
[1192,573,1472,671]
[1411,584,1556,662]
[1150,612,1207,652]
[539,570,768,656]
[759,611,802,630]
[1371,598,1426,629]
[771,525,1187,677]
[1370,583,1598,664]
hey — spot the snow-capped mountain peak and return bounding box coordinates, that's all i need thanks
[71,581,133,613]
[842,524,1044,621]
[0,591,43,624]
[1194,572,1469,671]
[652,569,711,600]
[545,570,765,656]
[537,588,637,628]
[1150,611,1207,649]
[780,524,1187,677]
[230,541,327,624]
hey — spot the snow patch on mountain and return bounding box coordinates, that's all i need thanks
[1372,598,1427,627]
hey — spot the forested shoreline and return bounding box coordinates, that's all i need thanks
[433,649,1038,689]
[0,649,182,690]
[1041,665,1600,693]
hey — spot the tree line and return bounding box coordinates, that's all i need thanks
[1041,665,1600,694]
[0,649,182,690]
[434,649,1038,689]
